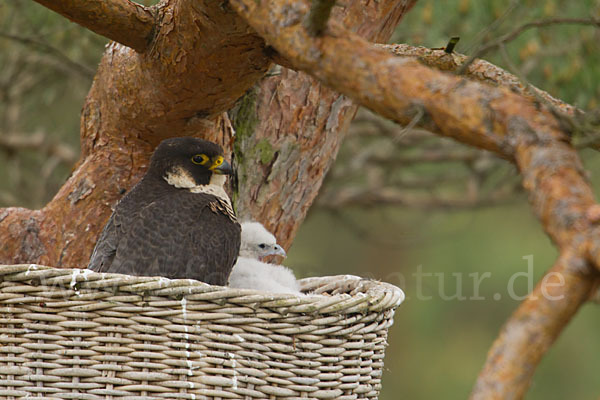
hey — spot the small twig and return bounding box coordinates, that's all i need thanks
[463,0,521,54]
[0,132,78,164]
[497,43,585,140]
[459,17,600,74]
[0,32,96,79]
[393,106,424,142]
[317,185,519,210]
[305,0,336,36]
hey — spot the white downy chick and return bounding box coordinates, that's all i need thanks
[239,221,287,260]
[229,257,301,294]
[230,222,302,295]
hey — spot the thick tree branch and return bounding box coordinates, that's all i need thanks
[514,138,596,252]
[471,253,598,399]
[377,43,579,117]
[32,0,155,53]
[373,45,600,256]
[229,0,567,156]
[230,0,597,249]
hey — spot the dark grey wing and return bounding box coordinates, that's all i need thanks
[107,192,241,285]
[88,213,120,272]
[190,205,241,285]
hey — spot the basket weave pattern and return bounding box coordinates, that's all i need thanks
[0,265,403,399]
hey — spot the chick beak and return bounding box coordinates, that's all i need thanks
[272,244,287,258]
[210,159,233,175]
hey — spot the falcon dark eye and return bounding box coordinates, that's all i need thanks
[258,244,266,249]
[192,154,209,165]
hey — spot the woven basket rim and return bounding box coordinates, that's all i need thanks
[0,264,401,399]
[0,264,405,315]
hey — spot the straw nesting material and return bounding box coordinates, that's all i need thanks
[0,264,404,399]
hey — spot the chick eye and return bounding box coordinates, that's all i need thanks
[258,244,267,249]
[213,156,224,167]
[192,154,209,165]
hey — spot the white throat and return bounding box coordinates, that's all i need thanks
[164,167,232,206]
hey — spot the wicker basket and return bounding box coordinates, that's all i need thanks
[0,264,404,400]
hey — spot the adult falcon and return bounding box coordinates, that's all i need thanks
[88,137,241,286]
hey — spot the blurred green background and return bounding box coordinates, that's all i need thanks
[1,0,600,398]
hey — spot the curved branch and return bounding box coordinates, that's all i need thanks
[32,0,155,53]
[229,0,568,156]
[471,253,598,399]
[377,43,579,117]
[229,0,597,249]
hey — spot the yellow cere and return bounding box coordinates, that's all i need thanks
[212,156,224,167]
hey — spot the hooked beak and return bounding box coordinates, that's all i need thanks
[272,244,287,258]
[210,159,233,175]
[259,244,287,263]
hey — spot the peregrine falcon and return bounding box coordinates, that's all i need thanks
[88,137,241,286]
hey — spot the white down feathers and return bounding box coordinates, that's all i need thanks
[229,222,302,295]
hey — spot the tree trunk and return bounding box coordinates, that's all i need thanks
[0,0,415,267]
[232,0,415,247]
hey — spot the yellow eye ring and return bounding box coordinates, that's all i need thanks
[191,154,209,165]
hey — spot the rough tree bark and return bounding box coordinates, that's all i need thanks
[232,1,415,247]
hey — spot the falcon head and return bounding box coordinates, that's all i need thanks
[150,137,233,189]
[239,221,287,261]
